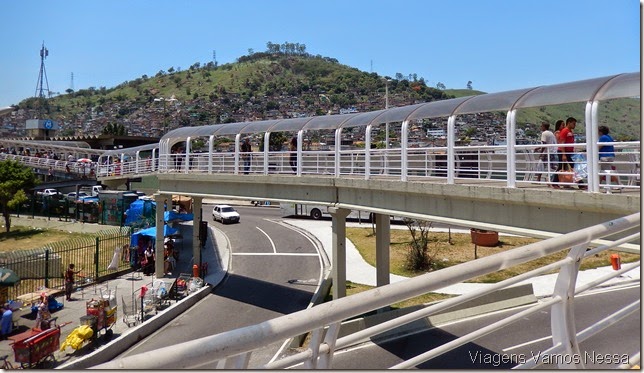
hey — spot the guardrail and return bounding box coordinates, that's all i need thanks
[94,212,640,369]
[90,140,640,194]
[0,153,97,179]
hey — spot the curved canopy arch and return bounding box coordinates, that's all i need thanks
[154,72,638,156]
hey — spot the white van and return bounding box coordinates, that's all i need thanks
[80,185,104,196]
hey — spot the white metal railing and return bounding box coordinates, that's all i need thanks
[93,213,640,369]
[1,134,639,195]
[0,152,97,179]
[3,139,641,195]
[92,140,640,193]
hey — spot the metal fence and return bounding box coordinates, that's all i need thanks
[0,226,132,301]
[11,195,130,226]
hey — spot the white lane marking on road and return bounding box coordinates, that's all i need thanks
[502,335,552,352]
[232,252,318,256]
[264,218,327,366]
[256,226,276,253]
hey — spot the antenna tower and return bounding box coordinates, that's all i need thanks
[35,42,50,98]
[213,50,217,67]
[70,72,74,91]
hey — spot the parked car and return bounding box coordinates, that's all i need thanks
[66,191,88,202]
[212,205,240,224]
[37,188,61,197]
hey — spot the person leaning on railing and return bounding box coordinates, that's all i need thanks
[598,125,621,188]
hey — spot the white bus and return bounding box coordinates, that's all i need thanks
[280,203,404,223]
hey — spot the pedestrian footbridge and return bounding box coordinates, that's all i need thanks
[92,72,640,235]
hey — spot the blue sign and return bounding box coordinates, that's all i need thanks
[43,119,53,129]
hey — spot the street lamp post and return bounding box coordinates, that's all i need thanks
[154,96,178,136]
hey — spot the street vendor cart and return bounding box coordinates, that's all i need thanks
[82,288,117,340]
[10,318,70,368]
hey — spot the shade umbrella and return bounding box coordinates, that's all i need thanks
[0,267,20,286]
[76,158,92,163]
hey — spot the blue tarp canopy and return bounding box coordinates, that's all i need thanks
[125,200,193,225]
[79,196,99,203]
[125,199,156,226]
[164,210,194,222]
[130,225,179,247]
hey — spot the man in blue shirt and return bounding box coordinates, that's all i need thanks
[1,306,13,338]
[598,125,620,188]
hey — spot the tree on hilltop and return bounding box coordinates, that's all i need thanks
[0,160,37,232]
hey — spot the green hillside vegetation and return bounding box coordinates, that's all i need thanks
[443,88,486,98]
[14,42,640,141]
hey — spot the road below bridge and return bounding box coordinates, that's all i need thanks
[116,206,326,367]
[327,283,640,369]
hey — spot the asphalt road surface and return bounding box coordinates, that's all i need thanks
[328,283,640,369]
[117,206,325,368]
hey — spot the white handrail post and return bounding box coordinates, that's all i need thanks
[234,133,241,175]
[152,148,157,172]
[334,128,341,177]
[185,137,191,173]
[550,243,587,369]
[587,101,599,192]
[223,352,251,369]
[303,327,324,369]
[263,132,270,175]
[507,110,516,187]
[135,150,140,174]
[317,322,341,369]
[296,130,303,176]
[365,124,372,180]
[208,135,214,174]
[401,120,409,181]
[447,115,455,184]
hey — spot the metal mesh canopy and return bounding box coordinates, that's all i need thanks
[0,139,103,155]
[269,117,317,132]
[593,72,640,101]
[159,72,639,142]
[406,96,473,121]
[303,113,359,130]
[239,119,283,134]
[339,110,386,128]
[515,73,640,109]
[455,88,537,114]
[28,140,93,149]
[212,122,250,136]
[100,143,157,157]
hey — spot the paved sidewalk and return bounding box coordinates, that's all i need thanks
[284,219,640,297]
[0,216,225,368]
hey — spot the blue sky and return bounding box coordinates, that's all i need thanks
[0,0,640,108]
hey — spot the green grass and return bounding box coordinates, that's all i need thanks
[346,227,640,283]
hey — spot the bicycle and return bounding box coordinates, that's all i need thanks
[1,353,15,369]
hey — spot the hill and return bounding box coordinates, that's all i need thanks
[5,46,640,141]
[12,50,451,139]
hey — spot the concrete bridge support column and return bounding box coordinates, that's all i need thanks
[374,213,390,287]
[154,193,171,278]
[329,207,350,299]
[192,196,203,269]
